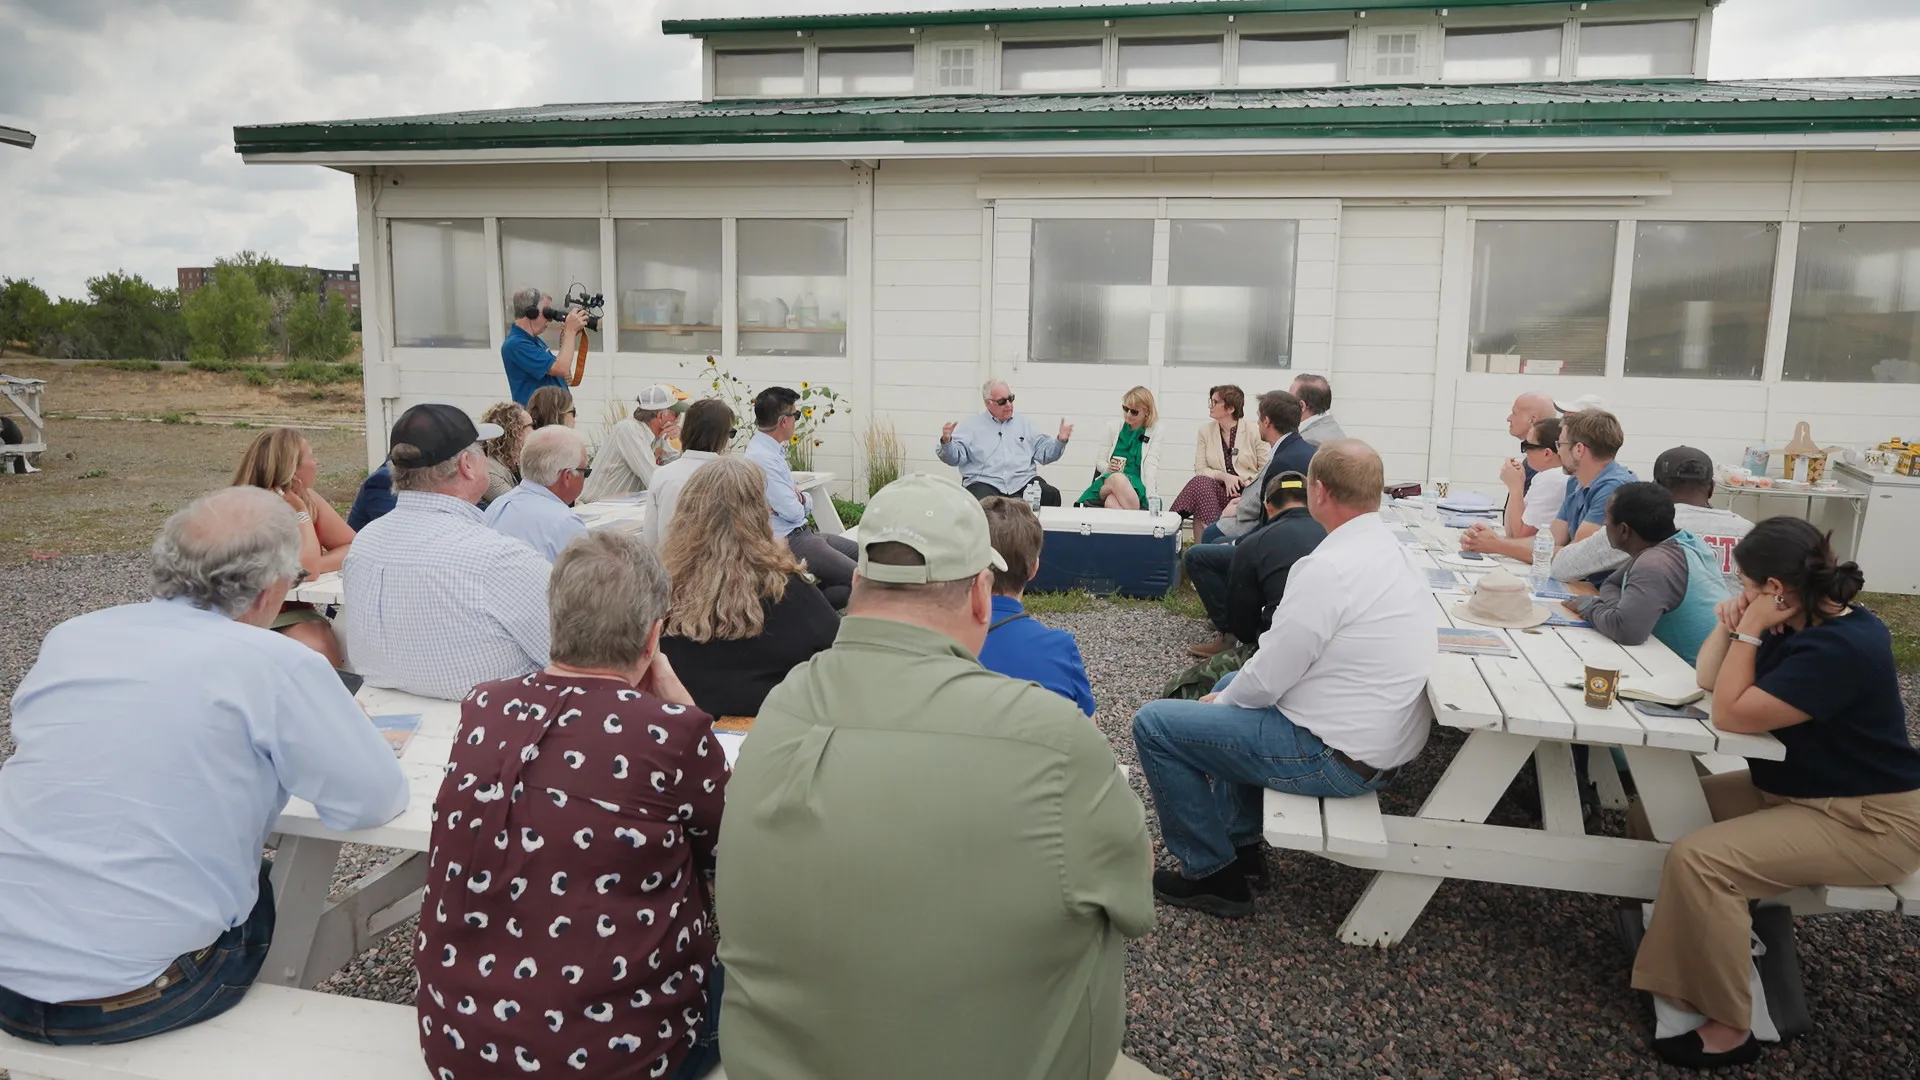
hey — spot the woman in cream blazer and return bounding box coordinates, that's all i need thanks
[1170,384,1269,543]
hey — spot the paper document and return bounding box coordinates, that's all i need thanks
[1437,627,1515,658]
[371,713,422,758]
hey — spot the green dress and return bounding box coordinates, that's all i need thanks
[1076,423,1147,506]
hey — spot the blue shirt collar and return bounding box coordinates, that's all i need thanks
[990,594,1026,617]
[510,478,567,506]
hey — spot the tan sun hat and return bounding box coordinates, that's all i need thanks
[1451,569,1551,629]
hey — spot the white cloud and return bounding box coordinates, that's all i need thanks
[2,0,1918,299]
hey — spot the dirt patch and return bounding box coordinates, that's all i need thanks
[6,360,365,424]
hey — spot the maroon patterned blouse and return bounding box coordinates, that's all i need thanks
[415,671,728,1080]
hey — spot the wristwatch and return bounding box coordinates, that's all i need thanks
[1729,630,1762,647]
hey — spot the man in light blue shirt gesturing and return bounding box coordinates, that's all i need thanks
[937,380,1073,506]
[0,487,409,1045]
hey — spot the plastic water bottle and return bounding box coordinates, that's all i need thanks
[1530,530,1554,592]
[1024,479,1042,513]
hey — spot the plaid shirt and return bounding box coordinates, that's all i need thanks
[341,492,552,700]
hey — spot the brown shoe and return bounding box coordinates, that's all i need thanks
[1188,633,1235,659]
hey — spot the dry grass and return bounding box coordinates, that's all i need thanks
[860,418,905,497]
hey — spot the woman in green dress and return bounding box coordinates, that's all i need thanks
[1076,385,1160,510]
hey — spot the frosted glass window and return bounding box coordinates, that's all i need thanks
[936,44,979,89]
[1029,220,1152,365]
[819,46,916,94]
[1002,41,1104,91]
[1443,26,1563,81]
[391,219,488,348]
[1167,220,1298,368]
[737,219,847,358]
[500,219,602,349]
[1373,32,1419,78]
[1784,223,1920,385]
[1469,221,1616,377]
[1578,20,1695,77]
[1239,33,1348,86]
[1118,37,1222,89]
[615,220,721,355]
[1625,222,1777,380]
[714,50,804,97]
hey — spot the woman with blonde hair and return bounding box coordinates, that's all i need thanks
[659,455,839,718]
[231,427,352,666]
[526,384,575,430]
[478,400,532,507]
[1074,385,1161,511]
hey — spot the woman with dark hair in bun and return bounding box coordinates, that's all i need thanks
[1627,516,1920,1069]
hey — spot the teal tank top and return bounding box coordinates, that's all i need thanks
[1648,530,1731,665]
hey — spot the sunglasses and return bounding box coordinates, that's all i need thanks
[567,466,593,478]
[728,427,739,438]
[565,408,578,417]
[1520,440,1552,452]
[291,567,312,588]
[1123,406,1143,417]
[988,395,1015,406]
[783,410,801,421]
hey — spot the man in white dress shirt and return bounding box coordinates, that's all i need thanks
[0,487,408,1044]
[1132,439,1436,918]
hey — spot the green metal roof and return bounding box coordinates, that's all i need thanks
[233,78,1920,157]
[664,0,1657,35]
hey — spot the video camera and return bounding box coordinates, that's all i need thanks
[542,284,605,334]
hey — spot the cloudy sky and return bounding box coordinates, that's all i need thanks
[3,0,1918,300]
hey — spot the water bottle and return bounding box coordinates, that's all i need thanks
[1024,479,1042,513]
[1530,530,1554,592]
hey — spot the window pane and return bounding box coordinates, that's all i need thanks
[714,50,804,97]
[1167,220,1298,368]
[1625,222,1776,380]
[1373,32,1420,78]
[615,220,721,355]
[1469,221,1615,376]
[1578,20,1695,77]
[1443,26,1563,81]
[1785,223,1920,385]
[1239,33,1347,86]
[936,44,980,90]
[819,46,915,94]
[1117,36,1222,89]
[1029,220,1152,365]
[500,219,602,350]
[391,219,489,348]
[1002,41,1103,91]
[738,219,847,358]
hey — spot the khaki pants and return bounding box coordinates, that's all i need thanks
[1628,772,1920,1028]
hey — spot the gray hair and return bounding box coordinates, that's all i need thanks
[511,287,544,320]
[392,444,479,492]
[520,426,584,487]
[549,530,672,671]
[150,487,302,617]
[982,379,1009,401]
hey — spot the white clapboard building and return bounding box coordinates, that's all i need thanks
[236,0,1920,501]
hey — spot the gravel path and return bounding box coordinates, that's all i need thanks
[4,557,1919,1077]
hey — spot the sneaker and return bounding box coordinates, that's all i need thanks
[1188,632,1235,659]
[1650,1030,1761,1069]
[1153,866,1253,919]
[1233,844,1271,890]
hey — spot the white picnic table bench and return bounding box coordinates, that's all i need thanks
[1263,498,1920,946]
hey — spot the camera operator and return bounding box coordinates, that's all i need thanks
[503,286,588,407]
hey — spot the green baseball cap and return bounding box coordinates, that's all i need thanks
[856,473,1008,585]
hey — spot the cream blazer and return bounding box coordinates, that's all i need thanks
[1096,419,1162,498]
[1192,418,1268,484]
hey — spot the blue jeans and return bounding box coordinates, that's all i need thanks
[667,962,724,1080]
[1132,673,1390,878]
[1200,521,1228,544]
[1183,541,1236,633]
[0,862,275,1045]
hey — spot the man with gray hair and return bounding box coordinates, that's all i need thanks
[718,473,1153,1080]
[342,403,554,699]
[937,380,1072,506]
[484,425,589,562]
[502,286,588,406]
[0,487,408,1045]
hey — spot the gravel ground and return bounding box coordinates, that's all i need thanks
[4,556,1919,1077]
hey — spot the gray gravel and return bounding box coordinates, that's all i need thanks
[4,557,1919,1077]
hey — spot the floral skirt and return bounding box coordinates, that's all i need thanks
[1170,476,1231,526]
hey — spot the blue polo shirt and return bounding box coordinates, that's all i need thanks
[1558,459,1638,584]
[502,324,565,405]
[977,596,1097,717]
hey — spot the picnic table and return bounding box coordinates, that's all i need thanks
[1276,498,1793,946]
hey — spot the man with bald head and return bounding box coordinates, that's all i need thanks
[1507,391,1560,491]
[938,380,1073,506]
[1132,439,1435,919]
[0,487,408,1044]
[484,425,589,562]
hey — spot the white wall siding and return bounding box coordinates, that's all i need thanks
[1333,206,1445,483]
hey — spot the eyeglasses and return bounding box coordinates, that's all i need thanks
[1520,440,1551,452]
[1123,406,1143,417]
[988,395,1015,406]
[565,408,577,417]
[566,466,593,478]
[728,427,739,438]
[290,567,312,587]
[783,410,801,421]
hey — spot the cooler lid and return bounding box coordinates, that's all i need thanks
[1036,507,1183,537]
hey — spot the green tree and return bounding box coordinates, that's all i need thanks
[183,263,271,362]
[286,291,355,361]
[221,251,317,357]
[0,277,55,353]
[83,271,188,361]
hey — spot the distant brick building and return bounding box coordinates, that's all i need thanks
[177,263,360,311]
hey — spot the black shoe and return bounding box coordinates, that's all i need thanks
[1650,1030,1762,1070]
[1232,844,1271,891]
[1153,866,1253,919]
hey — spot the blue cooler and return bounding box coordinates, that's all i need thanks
[1028,507,1183,599]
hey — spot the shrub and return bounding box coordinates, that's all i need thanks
[188,357,236,373]
[104,358,160,372]
[156,411,187,425]
[241,366,270,387]
[831,497,866,528]
[861,419,904,497]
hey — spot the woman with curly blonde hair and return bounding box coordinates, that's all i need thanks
[231,426,353,666]
[659,455,838,718]
[478,401,532,507]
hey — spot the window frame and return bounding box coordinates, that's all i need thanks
[1440,23,1566,83]
[816,43,919,97]
[997,37,1109,92]
[1573,18,1700,80]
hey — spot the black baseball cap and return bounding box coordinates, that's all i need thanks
[388,404,504,469]
[1653,446,1715,486]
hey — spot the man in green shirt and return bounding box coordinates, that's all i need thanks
[716,473,1157,1080]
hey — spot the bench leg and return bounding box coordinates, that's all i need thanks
[1535,741,1585,836]
[1338,873,1445,947]
[261,834,344,987]
[1620,744,1713,843]
[299,851,428,988]
[1590,747,1632,811]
